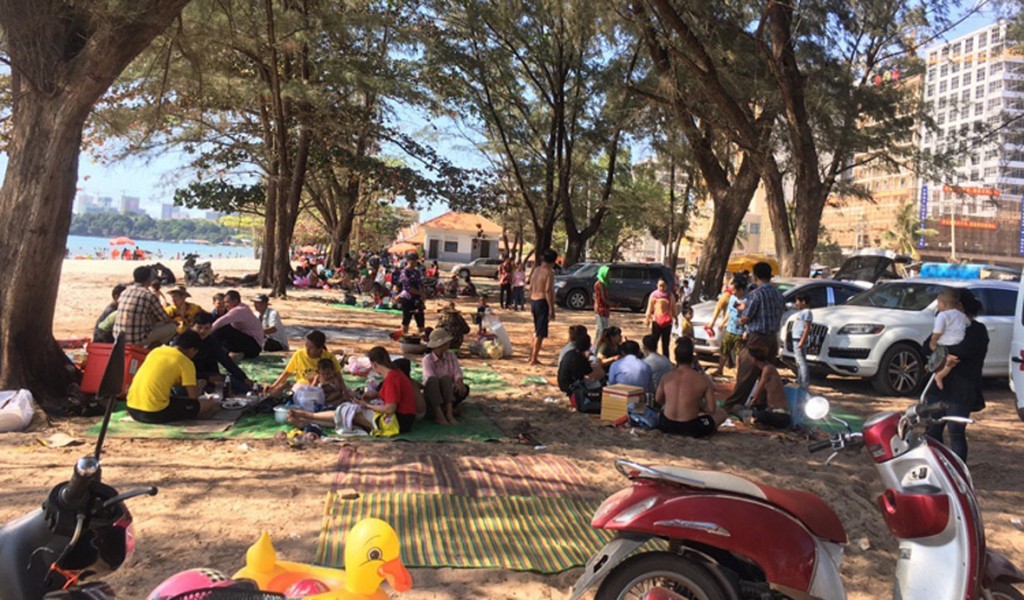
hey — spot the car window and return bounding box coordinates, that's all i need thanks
[572,264,599,278]
[833,285,860,304]
[614,267,646,280]
[772,282,796,293]
[487,259,502,266]
[800,285,830,308]
[976,288,1016,317]
[846,283,947,311]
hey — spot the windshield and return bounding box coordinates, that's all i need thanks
[835,256,906,282]
[772,282,796,293]
[564,264,600,278]
[846,283,947,311]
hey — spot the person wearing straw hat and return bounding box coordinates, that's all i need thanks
[164,285,203,334]
[421,328,470,425]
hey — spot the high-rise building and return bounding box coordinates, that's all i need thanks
[161,203,186,219]
[918,21,1024,263]
[119,195,140,214]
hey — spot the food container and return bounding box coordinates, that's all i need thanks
[274,405,292,424]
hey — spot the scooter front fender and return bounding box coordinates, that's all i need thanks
[568,535,648,600]
[984,549,1024,587]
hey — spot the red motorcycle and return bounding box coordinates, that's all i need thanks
[570,396,1024,600]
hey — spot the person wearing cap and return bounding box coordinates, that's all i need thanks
[253,294,289,352]
[165,285,203,334]
[210,289,265,360]
[396,251,425,336]
[421,328,469,425]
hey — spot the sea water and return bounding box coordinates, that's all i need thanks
[67,235,253,260]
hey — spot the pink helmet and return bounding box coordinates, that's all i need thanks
[146,568,234,599]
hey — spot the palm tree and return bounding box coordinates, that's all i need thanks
[883,201,937,260]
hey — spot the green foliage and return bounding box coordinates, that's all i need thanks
[883,201,937,260]
[70,212,242,244]
[174,180,265,215]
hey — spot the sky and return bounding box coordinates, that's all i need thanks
[0,5,1001,223]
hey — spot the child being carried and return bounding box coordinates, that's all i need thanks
[930,289,970,390]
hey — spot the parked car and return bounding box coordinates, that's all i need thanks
[783,277,1017,396]
[691,277,868,357]
[449,258,504,279]
[554,263,675,312]
[1008,270,1024,421]
[832,248,911,284]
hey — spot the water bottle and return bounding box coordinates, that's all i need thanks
[224,375,232,397]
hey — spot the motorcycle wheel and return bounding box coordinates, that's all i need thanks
[989,582,1024,600]
[197,273,214,286]
[595,551,729,600]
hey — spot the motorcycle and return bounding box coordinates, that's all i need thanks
[570,388,1024,599]
[183,253,215,287]
[0,337,159,600]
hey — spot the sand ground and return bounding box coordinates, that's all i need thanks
[1,257,1021,598]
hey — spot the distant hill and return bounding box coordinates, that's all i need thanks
[71,212,242,244]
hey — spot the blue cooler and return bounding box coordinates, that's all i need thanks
[785,385,804,426]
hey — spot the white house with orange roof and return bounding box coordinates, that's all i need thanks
[396,211,503,263]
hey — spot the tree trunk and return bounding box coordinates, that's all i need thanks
[259,177,278,286]
[761,157,796,273]
[564,235,586,267]
[0,98,91,408]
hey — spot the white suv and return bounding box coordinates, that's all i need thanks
[781,278,1018,396]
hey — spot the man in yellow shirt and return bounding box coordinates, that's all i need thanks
[127,331,217,423]
[165,285,203,334]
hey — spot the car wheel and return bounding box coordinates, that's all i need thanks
[872,342,925,397]
[458,268,470,279]
[566,289,589,310]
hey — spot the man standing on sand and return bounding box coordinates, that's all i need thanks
[528,249,557,366]
[656,337,728,438]
[723,261,785,414]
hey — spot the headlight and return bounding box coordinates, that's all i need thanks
[838,323,885,335]
[554,281,566,289]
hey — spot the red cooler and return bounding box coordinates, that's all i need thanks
[80,343,149,396]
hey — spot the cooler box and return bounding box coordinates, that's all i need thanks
[80,343,149,396]
[601,384,645,422]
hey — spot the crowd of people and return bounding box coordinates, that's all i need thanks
[91,251,987,458]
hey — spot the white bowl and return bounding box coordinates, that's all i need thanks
[273,405,292,424]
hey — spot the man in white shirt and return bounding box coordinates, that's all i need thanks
[253,294,289,352]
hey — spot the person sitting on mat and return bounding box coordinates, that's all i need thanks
[210,289,265,360]
[126,330,219,424]
[266,329,342,396]
[190,312,254,395]
[315,358,355,406]
[421,328,470,426]
[288,346,417,434]
[656,337,728,438]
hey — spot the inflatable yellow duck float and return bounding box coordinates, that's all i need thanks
[233,518,412,599]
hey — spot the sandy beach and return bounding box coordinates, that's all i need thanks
[1,257,1020,598]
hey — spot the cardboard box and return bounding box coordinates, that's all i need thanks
[601,384,645,422]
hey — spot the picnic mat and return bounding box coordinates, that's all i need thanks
[85,403,289,440]
[407,364,506,395]
[333,448,601,499]
[287,324,390,342]
[237,355,364,388]
[315,492,611,573]
[329,302,403,316]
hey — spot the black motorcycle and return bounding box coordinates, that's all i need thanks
[183,253,215,286]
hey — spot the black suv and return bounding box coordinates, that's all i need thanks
[554,262,675,311]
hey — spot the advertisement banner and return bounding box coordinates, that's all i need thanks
[918,185,928,248]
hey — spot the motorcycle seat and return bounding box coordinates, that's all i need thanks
[648,465,847,543]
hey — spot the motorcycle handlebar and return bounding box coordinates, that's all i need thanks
[911,402,947,419]
[59,457,100,509]
[808,439,834,453]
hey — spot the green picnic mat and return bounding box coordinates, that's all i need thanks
[329,302,403,316]
[237,355,363,388]
[315,492,612,573]
[407,363,506,395]
[85,403,290,440]
[369,401,503,442]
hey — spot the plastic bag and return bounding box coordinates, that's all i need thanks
[371,412,400,437]
[344,356,373,377]
[293,385,325,411]
[627,401,660,430]
[484,340,504,360]
[0,389,36,433]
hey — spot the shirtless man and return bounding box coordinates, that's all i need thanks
[528,248,557,366]
[656,337,728,438]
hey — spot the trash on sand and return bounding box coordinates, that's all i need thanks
[37,433,83,448]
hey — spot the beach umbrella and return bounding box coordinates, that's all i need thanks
[388,241,419,255]
[726,254,779,276]
[298,245,318,254]
[109,236,135,246]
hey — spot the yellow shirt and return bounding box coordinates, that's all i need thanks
[285,349,341,385]
[165,302,203,334]
[127,346,197,412]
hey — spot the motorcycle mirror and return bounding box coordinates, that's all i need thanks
[804,396,831,420]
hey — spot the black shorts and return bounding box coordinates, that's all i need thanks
[397,412,415,434]
[658,413,717,438]
[531,299,550,339]
[128,399,201,424]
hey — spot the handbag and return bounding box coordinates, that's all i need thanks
[569,381,602,414]
[371,412,401,437]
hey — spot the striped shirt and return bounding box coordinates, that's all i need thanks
[743,282,785,335]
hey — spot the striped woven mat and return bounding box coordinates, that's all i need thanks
[333,447,603,500]
[315,492,612,573]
